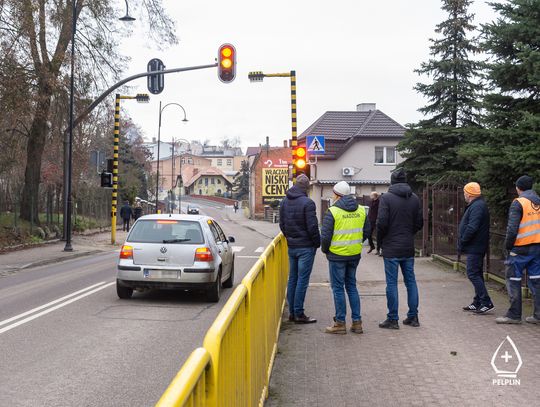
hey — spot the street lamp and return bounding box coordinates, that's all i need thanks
[172,137,191,213]
[119,0,136,22]
[64,1,135,252]
[155,102,188,213]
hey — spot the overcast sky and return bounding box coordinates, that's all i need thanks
[119,0,497,151]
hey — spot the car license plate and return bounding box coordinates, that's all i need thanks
[143,269,178,279]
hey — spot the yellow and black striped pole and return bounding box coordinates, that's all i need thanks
[290,70,297,183]
[111,94,121,244]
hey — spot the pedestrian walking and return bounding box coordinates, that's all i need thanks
[367,191,380,254]
[377,168,423,329]
[120,201,133,232]
[459,182,494,314]
[321,181,370,334]
[279,174,321,324]
[496,175,540,325]
[133,202,143,220]
[233,201,239,213]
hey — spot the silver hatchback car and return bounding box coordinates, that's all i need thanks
[116,214,235,302]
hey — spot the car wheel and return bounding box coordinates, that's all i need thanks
[206,269,222,302]
[223,259,234,288]
[116,280,133,299]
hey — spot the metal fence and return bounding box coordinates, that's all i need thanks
[156,232,288,407]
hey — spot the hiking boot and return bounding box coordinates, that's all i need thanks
[325,320,346,334]
[463,304,478,312]
[350,320,363,334]
[525,316,540,324]
[379,319,399,329]
[367,248,374,254]
[402,316,420,327]
[495,316,522,324]
[474,304,495,314]
[294,314,317,324]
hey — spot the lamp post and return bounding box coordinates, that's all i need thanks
[155,102,188,213]
[172,137,191,213]
[63,0,135,252]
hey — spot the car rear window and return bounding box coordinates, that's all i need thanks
[127,220,205,244]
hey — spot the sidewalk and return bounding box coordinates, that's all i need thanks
[0,230,127,277]
[223,206,280,239]
[267,250,539,406]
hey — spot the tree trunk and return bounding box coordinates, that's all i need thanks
[20,89,52,224]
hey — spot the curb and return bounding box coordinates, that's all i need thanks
[1,249,107,274]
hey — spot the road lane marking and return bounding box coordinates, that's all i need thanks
[0,282,107,328]
[255,247,264,253]
[0,281,114,335]
[232,246,244,253]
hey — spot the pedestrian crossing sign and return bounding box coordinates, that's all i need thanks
[306,135,325,155]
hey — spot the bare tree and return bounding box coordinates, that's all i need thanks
[0,0,176,223]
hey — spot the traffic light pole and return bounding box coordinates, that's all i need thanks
[248,70,299,182]
[111,94,121,245]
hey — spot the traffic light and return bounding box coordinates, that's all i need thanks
[218,44,236,83]
[135,93,150,103]
[100,171,113,188]
[294,146,310,179]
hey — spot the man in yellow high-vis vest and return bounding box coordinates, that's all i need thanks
[321,181,370,334]
[496,175,540,324]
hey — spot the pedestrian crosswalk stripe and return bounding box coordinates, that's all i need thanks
[255,247,264,253]
[232,246,244,253]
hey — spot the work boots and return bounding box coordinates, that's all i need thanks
[350,320,363,334]
[325,319,346,334]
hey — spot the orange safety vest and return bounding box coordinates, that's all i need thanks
[514,197,540,246]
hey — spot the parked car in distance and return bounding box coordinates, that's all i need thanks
[187,204,199,214]
[116,214,235,302]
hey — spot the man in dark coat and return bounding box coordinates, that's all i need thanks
[119,201,132,232]
[279,174,321,324]
[458,182,494,314]
[376,168,423,329]
[367,191,380,254]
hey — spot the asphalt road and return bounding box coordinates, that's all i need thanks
[0,202,275,407]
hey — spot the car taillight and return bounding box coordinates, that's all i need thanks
[120,245,133,259]
[194,247,213,262]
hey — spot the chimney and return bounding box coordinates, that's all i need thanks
[288,139,291,148]
[283,140,287,148]
[356,103,376,112]
[152,137,156,143]
[193,168,199,175]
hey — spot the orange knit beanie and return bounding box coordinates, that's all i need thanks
[464,182,481,197]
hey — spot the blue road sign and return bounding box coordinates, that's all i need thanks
[306,135,325,155]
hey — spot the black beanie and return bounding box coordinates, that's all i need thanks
[516,175,533,191]
[391,168,407,184]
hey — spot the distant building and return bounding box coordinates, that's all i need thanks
[299,103,406,219]
[184,167,233,197]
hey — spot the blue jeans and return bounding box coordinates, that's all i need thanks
[287,247,316,317]
[466,254,492,307]
[328,259,361,322]
[505,252,540,320]
[384,257,419,320]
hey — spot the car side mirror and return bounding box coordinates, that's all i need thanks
[228,236,235,243]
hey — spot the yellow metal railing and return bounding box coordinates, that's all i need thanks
[156,232,288,407]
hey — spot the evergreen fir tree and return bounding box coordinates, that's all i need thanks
[398,0,483,185]
[232,160,250,199]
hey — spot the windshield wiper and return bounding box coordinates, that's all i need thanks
[162,238,191,243]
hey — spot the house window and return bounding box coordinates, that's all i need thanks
[205,178,208,186]
[217,189,222,195]
[211,178,215,184]
[217,179,221,184]
[375,146,396,164]
[217,159,223,166]
[226,159,232,166]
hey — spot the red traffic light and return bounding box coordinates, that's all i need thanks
[218,44,236,83]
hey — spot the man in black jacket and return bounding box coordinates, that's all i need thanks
[377,168,423,329]
[119,201,133,232]
[458,182,494,314]
[279,174,321,323]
